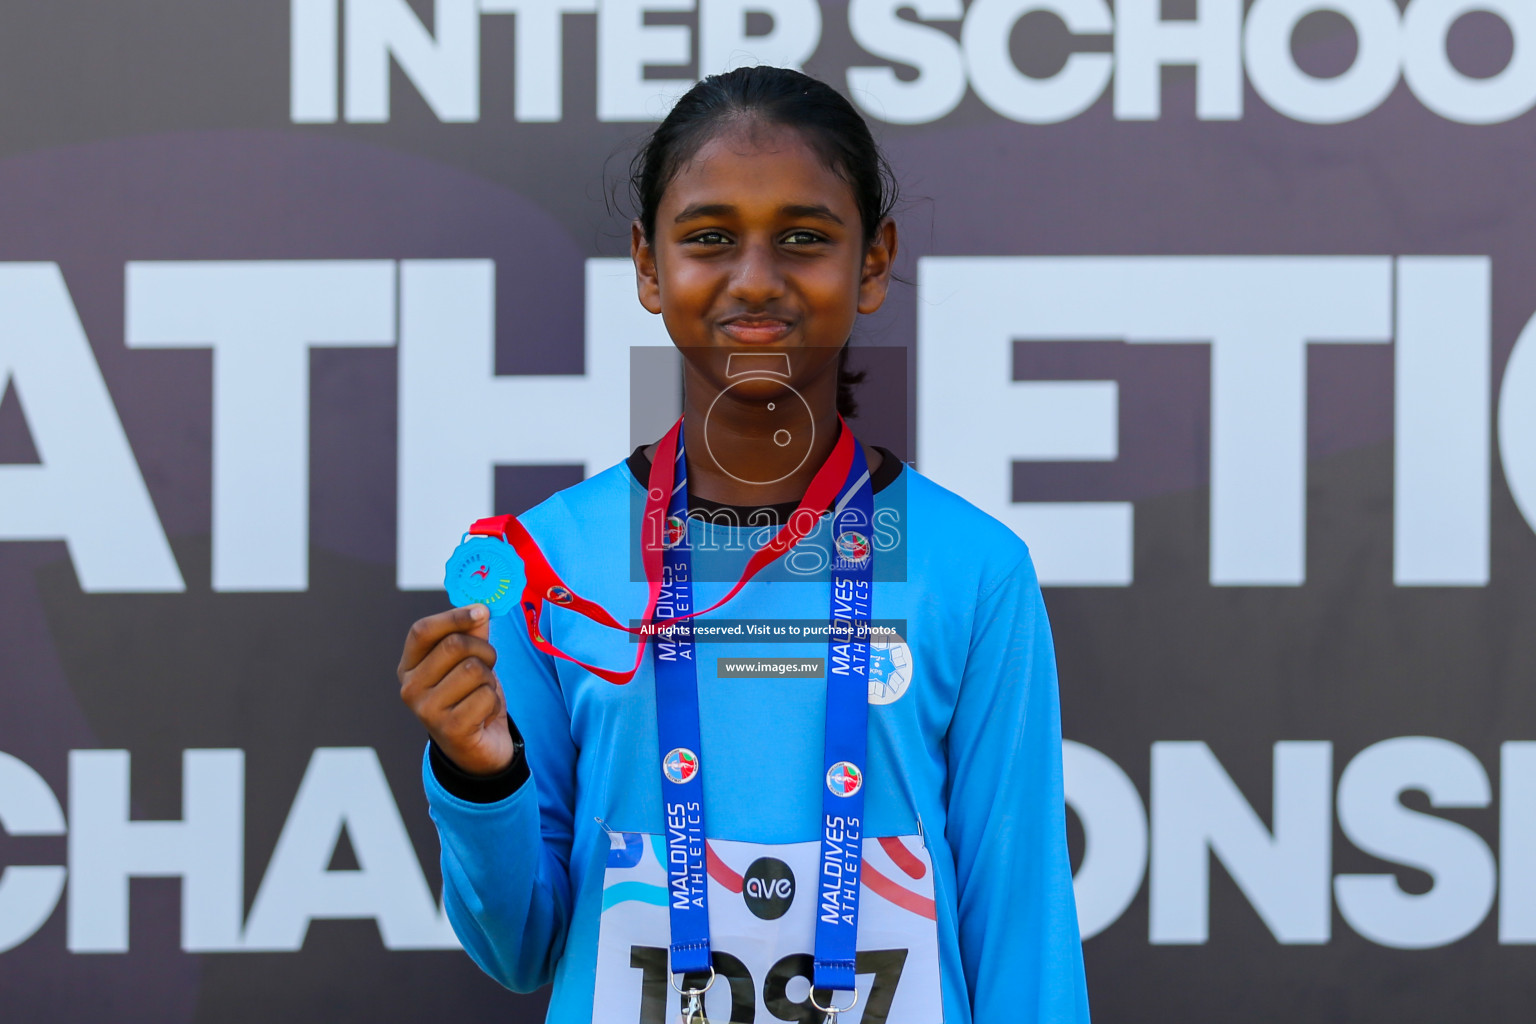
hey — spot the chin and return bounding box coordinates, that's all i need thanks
[710,372,801,403]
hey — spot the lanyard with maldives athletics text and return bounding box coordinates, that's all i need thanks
[654,424,876,1003]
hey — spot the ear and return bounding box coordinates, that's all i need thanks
[857,217,898,315]
[632,220,663,315]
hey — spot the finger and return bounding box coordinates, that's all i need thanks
[400,632,498,710]
[401,631,499,704]
[399,604,490,675]
[445,682,501,733]
[412,655,497,720]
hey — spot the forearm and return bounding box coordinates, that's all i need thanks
[947,552,1090,1020]
[423,743,574,992]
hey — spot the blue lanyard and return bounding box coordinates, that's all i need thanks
[652,427,875,994]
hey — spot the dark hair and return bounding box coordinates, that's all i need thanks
[629,66,898,419]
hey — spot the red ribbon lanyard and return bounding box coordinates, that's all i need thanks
[467,414,859,684]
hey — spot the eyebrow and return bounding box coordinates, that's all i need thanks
[672,202,845,225]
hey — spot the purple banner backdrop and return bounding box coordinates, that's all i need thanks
[2,2,1535,1021]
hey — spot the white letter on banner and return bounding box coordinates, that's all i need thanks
[0,752,66,954]
[396,259,663,589]
[1335,737,1495,949]
[292,0,339,123]
[917,257,1392,586]
[125,261,396,593]
[345,0,480,122]
[963,0,1114,124]
[477,1,596,123]
[1501,309,1536,539]
[1245,0,1402,124]
[1403,0,1536,125]
[67,750,245,953]
[1500,742,1536,943]
[701,0,821,76]
[1149,742,1333,944]
[1114,0,1243,120]
[917,258,1124,585]
[1394,257,1491,586]
[244,748,456,950]
[0,264,183,592]
[1063,741,1147,940]
[598,0,695,122]
[846,0,967,125]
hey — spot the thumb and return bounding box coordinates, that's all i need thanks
[466,603,492,643]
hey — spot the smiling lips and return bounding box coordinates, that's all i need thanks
[719,314,794,344]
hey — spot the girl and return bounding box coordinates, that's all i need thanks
[398,66,1089,1024]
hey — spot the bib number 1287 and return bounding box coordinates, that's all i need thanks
[628,945,908,1024]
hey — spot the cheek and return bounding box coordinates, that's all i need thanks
[656,265,715,318]
[801,272,861,335]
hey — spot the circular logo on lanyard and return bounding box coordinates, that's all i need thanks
[826,761,863,797]
[663,747,699,784]
[546,585,573,605]
[663,515,688,549]
[867,631,914,706]
[834,530,871,567]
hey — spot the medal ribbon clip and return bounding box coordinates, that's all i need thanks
[671,966,716,1024]
[809,986,859,1024]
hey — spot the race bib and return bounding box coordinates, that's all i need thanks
[594,832,944,1024]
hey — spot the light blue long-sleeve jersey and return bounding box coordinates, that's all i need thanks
[421,453,1090,1023]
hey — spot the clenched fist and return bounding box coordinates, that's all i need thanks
[398,604,516,777]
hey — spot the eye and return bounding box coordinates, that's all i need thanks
[782,229,828,245]
[685,230,731,246]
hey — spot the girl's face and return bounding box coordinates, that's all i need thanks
[631,121,897,406]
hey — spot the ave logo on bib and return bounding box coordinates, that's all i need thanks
[742,857,795,920]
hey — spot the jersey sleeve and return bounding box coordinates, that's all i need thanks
[944,549,1091,1021]
[421,602,577,993]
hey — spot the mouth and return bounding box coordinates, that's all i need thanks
[718,314,795,344]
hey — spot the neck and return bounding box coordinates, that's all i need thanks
[647,359,880,507]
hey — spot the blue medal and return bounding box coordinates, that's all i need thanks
[443,534,520,613]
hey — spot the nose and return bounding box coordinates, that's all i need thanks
[728,238,785,307]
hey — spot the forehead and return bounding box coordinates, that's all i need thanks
[659,121,858,215]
